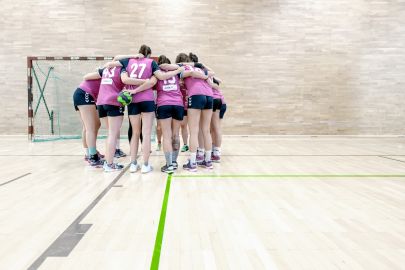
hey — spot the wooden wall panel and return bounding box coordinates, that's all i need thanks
[1,0,404,135]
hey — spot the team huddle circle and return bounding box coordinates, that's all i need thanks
[73,45,227,173]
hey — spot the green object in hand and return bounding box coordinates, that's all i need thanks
[117,91,132,106]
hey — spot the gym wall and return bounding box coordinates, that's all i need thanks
[1,0,404,135]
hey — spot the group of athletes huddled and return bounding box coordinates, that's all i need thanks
[73,44,226,173]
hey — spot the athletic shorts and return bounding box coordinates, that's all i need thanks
[127,101,155,115]
[73,88,95,111]
[220,104,227,119]
[156,105,184,121]
[183,109,187,117]
[187,95,213,110]
[213,98,222,112]
[97,105,125,118]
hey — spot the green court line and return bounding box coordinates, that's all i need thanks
[150,173,172,270]
[175,174,405,178]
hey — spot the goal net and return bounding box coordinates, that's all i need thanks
[27,56,156,142]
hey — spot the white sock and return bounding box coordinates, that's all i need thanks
[205,151,212,162]
[84,148,89,156]
[190,152,197,164]
[197,148,204,156]
[213,147,221,156]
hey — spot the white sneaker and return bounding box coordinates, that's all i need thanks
[141,164,153,174]
[130,162,140,173]
[104,162,124,172]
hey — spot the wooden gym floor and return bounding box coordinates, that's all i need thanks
[0,136,405,270]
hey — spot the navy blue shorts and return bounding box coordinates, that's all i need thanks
[127,101,155,115]
[213,98,222,112]
[97,105,125,118]
[156,105,184,121]
[187,95,213,110]
[73,88,95,111]
[183,109,188,117]
[220,104,227,119]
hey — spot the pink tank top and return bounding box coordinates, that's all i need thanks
[155,73,183,107]
[183,65,213,97]
[79,79,101,101]
[96,67,124,106]
[125,58,154,103]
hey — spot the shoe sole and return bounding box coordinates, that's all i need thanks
[184,167,197,172]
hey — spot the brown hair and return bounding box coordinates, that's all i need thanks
[189,52,198,63]
[139,44,152,57]
[175,53,189,63]
[158,55,171,65]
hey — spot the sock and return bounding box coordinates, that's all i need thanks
[205,151,212,162]
[84,148,89,156]
[164,152,172,166]
[131,160,137,165]
[214,147,221,156]
[144,161,149,166]
[116,139,120,149]
[197,148,204,156]
[89,147,97,156]
[172,150,179,163]
[190,152,197,164]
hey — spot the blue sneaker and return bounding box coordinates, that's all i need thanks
[183,160,197,172]
[199,160,213,169]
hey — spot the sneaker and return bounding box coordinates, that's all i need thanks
[156,143,162,151]
[114,149,127,158]
[103,162,124,172]
[183,160,197,172]
[172,161,178,170]
[161,164,174,173]
[181,145,189,152]
[196,154,204,165]
[141,164,153,174]
[89,157,104,168]
[96,151,105,159]
[211,154,221,163]
[84,154,89,162]
[130,161,140,173]
[199,160,213,169]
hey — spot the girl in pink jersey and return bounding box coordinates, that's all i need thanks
[73,67,105,167]
[153,55,186,173]
[180,81,189,153]
[116,45,184,173]
[178,53,214,171]
[210,77,226,162]
[96,65,127,172]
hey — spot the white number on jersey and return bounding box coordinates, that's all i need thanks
[130,63,147,78]
[162,76,177,91]
[101,67,115,85]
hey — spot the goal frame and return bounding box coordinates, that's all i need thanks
[27,56,114,141]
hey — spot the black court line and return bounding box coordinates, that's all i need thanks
[27,166,129,270]
[379,156,405,164]
[0,173,31,187]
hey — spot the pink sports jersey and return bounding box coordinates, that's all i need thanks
[79,79,101,101]
[212,87,222,99]
[125,58,154,103]
[180,84,188,109]
[155,73,183,107]
[96,67,124,106]
[183,65,213,97]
